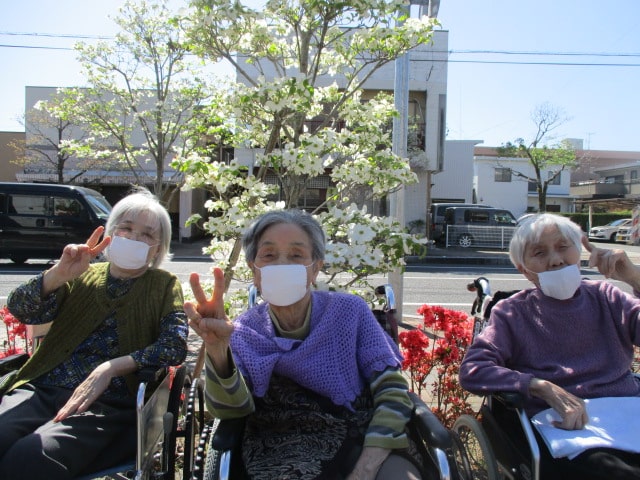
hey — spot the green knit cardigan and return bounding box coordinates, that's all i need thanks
[0,262,184,396]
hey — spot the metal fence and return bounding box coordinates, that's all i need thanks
[445,225,517,249]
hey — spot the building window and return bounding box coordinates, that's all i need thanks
[548,171,561,185]
[631,170,638,183]
[494,168,512,182]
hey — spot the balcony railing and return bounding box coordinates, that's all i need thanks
[570,180,627,197]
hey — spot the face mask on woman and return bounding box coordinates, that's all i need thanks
[535,264,582,300]
[108,235,152,270]
[256,264,313,306]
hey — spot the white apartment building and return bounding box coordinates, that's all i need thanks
[430,140,480,204]
[474,146,573,219]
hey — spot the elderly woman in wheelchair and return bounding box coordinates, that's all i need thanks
[459,213,640,479]
[186,209,431,479]
[0,188,188,479]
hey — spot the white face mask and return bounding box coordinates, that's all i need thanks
[256,264,313,307]
[108,235,152,270]
[534,264,582,300]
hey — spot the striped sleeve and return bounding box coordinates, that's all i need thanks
[204,348,255,420]
[364,367,413,449]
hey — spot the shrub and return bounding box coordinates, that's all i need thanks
[0,306,31,358]
[399,304,475,428]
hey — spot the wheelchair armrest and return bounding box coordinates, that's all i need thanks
[0,353,30,374]
[211,416,247,451]
[408,392,452,450]
[493,391,525,410]
[136,366,168,383]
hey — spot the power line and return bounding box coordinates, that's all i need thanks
[451,49,640,58]
[0,31,112,40]
[0,44,74,51]
[2,30,640,57]
[439,59,640,67]
[1,32,640,67]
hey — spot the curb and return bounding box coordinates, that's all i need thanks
[406,256,599,267]
[405,255,512,266]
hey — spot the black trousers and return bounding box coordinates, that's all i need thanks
[0,383,136,480]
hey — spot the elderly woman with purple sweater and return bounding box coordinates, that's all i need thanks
[186,210,422,480]
[459,213,640,479]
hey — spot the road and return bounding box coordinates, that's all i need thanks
[0,246,632,328]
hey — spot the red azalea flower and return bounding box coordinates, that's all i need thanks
[401,304,475,428]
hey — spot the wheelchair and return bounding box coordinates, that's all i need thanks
[453,392,541,480]
[0,348,205,480]
[453,278,541,480]
[189,284,469,480]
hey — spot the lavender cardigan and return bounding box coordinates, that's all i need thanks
[460,280,640,415]
[231,290,402,409]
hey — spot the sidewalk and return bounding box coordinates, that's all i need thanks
[170,237,211,260]
[169,238,516,264]
[407,242,640,266]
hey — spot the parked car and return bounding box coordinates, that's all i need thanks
[443,206,517,248]
[588,218,632,243]
[430,203,493,243]
[615,223,634,244]
[0,182,112,264]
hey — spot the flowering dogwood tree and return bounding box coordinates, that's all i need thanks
[175,0,437,302]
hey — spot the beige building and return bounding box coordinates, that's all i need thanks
[571,149,640,211]
[0,132,25,182]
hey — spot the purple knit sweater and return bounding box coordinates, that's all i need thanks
[460,280,640,416]
[230,290,402,409]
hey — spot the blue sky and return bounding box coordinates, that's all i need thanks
[1,0,639,151]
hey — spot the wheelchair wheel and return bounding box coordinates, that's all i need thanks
[182,377,204,479]
[450,429,473,480]
[203,419,223,480]
[453,414,500,480]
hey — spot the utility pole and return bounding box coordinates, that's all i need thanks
[389,0,433,321]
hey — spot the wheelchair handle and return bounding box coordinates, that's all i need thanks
[407,392,452,450]
[248,285,259,309]
[375,284,396,311]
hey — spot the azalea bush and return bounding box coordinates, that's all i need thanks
[399,304,475,428]
[0,306,31,359]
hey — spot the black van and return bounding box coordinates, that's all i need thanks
[443,206,517,248]
[430,203,493,243]
[0,182,112,263]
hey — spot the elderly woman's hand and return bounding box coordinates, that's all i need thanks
[43,226,110,295]
[186,267,234,375]
[53,355,137,423]
[582,236,640,288]
[346,446,391,480]
[529,378,588,430]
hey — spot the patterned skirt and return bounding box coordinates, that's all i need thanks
[240,375,425,479]
[240,375,371,479]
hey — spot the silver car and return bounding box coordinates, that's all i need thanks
[588,218,632,242]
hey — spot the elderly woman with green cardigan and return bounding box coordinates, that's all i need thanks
[0,188,188,480]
